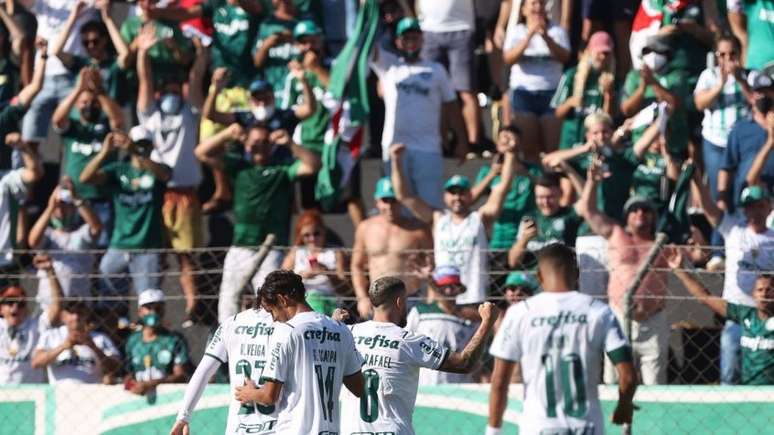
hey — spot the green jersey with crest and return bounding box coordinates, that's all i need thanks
[727,303,774,385]
[60,117,113,200]
[125,329,189,380]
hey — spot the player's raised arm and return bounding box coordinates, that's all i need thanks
[439,302,498,373]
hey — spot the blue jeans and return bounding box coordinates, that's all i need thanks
[99,249,161,298]
[383,149,444,210]
[702,139,726,255]
[22,74,75,142]
[91,200,113,248]
[720,320,742,385]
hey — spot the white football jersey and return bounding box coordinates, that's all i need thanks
[0,315,50,383]
[261,311,363,435]
[340,320,449,435]
[490,291,630,435]
[405,302,476,384]
[204,308,278,435]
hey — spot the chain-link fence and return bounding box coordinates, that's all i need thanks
[1,243,773,435]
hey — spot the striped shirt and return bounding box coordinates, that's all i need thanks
[694,67,750,147]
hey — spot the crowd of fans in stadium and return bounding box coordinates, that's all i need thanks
[0,0,773,397]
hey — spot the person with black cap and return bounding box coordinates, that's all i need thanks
[390,140,516,307]
[80,127,172,325]
[0,255,63,384]
[234,270,364,435]
[691,172,774,385]
[576,160,670,385]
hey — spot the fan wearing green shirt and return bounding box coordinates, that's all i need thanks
[52,67,124,246]
[507,173,582,270]
[283,20,332,208]
[51,0,130,104]
[121,0,194,82]
[670,249,774,385]
[253,0,302,101]
[124,288,190,397]
[728,0,774,69]
[195,122,320,322]
[471,126,542,251]
[79,127,172,318]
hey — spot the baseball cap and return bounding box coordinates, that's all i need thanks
[432,265,462,287]
[588,31,614,54]
[748,70,774,91]
[373,177,396,200]
[129,126,152,144]
[641,35,672,55]
[740,185,769,206]
[294,20,322,39]
[396,17,421,37]
[443,175,471,191]
[503,272,539,293]
[623,195,655,215]
[138,288,165,307]
[249,79,272,95]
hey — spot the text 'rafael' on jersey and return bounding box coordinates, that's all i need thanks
[340,320,449,435]
[261,311,363,435]
[490,291,630,435]
[204,309,278,435]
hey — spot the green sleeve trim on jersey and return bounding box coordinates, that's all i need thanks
[204,352,226,365]
[259,376,285,385]
[607,346,633,364]
[414,302,444,315]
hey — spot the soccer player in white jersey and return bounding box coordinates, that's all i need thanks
[487,243,636,435]
[234,270,364,435]
[170,292,277,435]
[339,276,497,435]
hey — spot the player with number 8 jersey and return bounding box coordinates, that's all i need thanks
[340,275,497,435]
[234,270,365,435]
[170,304,277,435]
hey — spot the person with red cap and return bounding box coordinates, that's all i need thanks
[0,255,63,383]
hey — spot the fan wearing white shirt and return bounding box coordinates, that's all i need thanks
[234,270,364,435]
[339,276,497,435]
[32,299,120,383]
[487,244,636,435]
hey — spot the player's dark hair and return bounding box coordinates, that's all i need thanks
[260,270,306,304]
[537,243,579,288]
[369,276,406,307]
[536,173,562,189]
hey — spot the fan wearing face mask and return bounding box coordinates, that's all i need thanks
[135,26,210,327]
[621,35,692,157]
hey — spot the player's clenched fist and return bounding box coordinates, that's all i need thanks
[478,302,498,328]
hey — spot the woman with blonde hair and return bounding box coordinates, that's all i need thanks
[552,31,617,152]
[280,210,349,315]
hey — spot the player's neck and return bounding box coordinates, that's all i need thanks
[284,302,314,320]
[372,309,397,324]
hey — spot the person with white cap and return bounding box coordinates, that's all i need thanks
[576,159,669,385]
[390,141,517,307]
[124,288,190,397]
[691,174,774,385]
[80,127,171,325]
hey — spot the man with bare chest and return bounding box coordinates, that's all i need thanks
[351,177,432,318]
